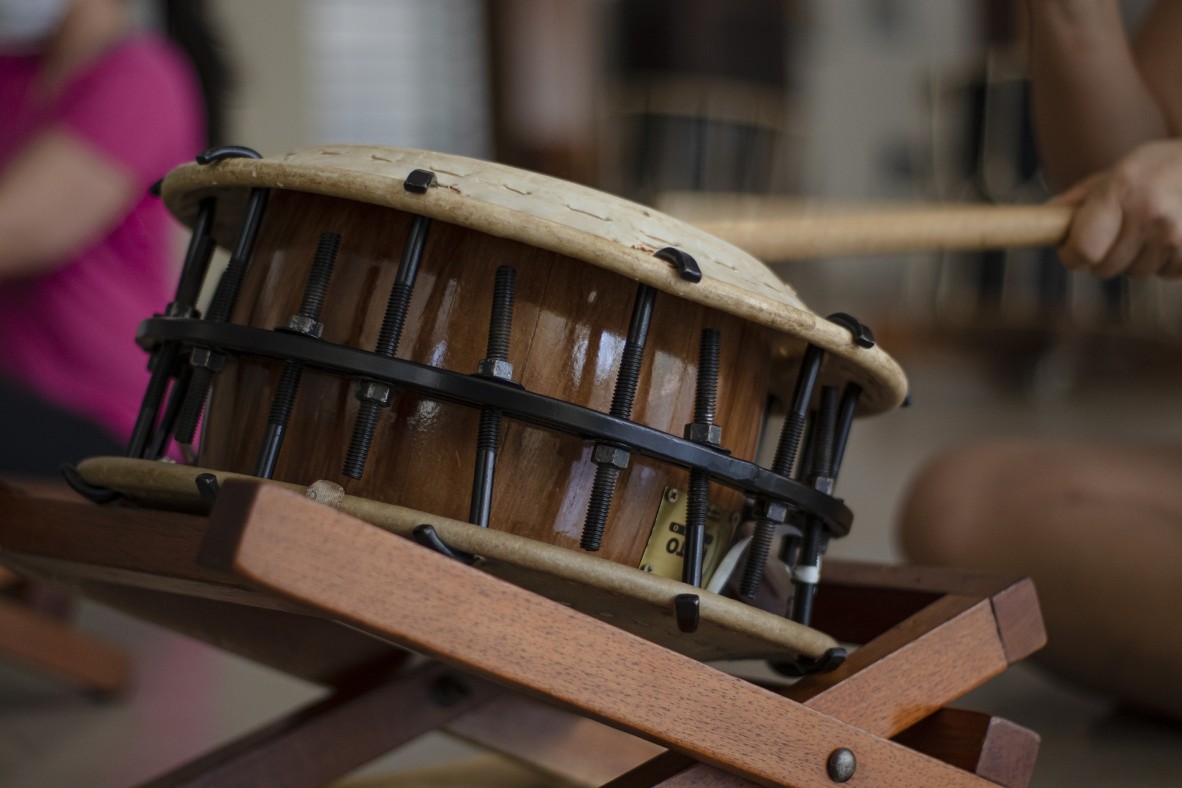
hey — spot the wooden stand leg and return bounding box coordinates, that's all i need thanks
[0,572,130,696]
[202,481,1041,788]
[607,561,1045,787]
[603,707,1041,788]
[140,662,505,788]
[893,709,1039,788]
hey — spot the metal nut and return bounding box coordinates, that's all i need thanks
[812,476,835,496]
[356,380,392,405]
[752,498,789,523]
[683,422,723,446]
[287,314,323,338]
[189,347,225,372]
[476,358,514,380]
[592,443,630,470]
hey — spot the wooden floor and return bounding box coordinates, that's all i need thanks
[1,347,1180,787]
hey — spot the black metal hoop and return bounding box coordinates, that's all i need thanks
[136,316,854,537]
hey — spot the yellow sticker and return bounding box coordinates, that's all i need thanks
[638,487,740,584]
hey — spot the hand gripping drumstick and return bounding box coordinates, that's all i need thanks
[661,198,1074,261]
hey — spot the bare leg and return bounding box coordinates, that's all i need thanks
[898,437,1182,718]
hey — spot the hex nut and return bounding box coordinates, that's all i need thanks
[592,443,631,470]
[189,347,225,372]
[287,314,324,338]
[752,498,790,523]
[477,358,514,380]
[683,422,723,446]
[356,380,392,405]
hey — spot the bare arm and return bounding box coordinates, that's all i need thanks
[1129,2,1182,133]
[1025,1,1182,278]
[0,128,139,279]
[1026,0,1169,188]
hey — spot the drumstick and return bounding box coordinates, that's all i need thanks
[658,194,1074,261]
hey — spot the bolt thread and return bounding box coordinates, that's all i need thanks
[298,232,341,321]
[339,219,426,481]
[486,266,516,361]
[174,367,213,444]
[740,519,776,599]
[370,217,429,359]
[342,401,382,479]
[374,282,413,358]
[206,257,247,323]
[476,406,501,451]
[609,343,644,418]
[694,328,720,425]
[687,469,710,526]
[609,285,655,418]
[267,362,304,427]
[580,463,620,551]
[683,469,710,586]
[770,413,806,477]
[771,344,824,476]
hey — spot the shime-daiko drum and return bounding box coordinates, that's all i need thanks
[76,145,908,672]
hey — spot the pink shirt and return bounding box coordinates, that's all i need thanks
[0,35,204,441]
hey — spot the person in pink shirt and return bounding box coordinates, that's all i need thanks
[0,0,225,474]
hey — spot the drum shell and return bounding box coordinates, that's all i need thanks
[201,190,772,567]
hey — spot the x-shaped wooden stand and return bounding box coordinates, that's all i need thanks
[0,479,1044,787]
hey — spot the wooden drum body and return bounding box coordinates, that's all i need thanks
[203,189,770,567]
[124,145,908,620]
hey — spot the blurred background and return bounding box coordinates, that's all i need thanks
[3,0,1181,786]
[212,0,1182,386]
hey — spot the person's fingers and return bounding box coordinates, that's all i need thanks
[1126,216,1182,277]
[1126,243,1171,278]
[1092,211,1146,278]
[1059,182,1123,272]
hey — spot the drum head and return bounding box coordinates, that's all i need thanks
[160,145,908,414]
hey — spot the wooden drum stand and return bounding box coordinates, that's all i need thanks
[0,477,1044,787]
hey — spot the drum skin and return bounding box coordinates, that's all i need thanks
[201,190,771,567]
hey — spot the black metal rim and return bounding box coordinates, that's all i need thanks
[137,317,853,536]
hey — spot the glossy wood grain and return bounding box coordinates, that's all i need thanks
[207,481,1000,787]
[202,191,770,567]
